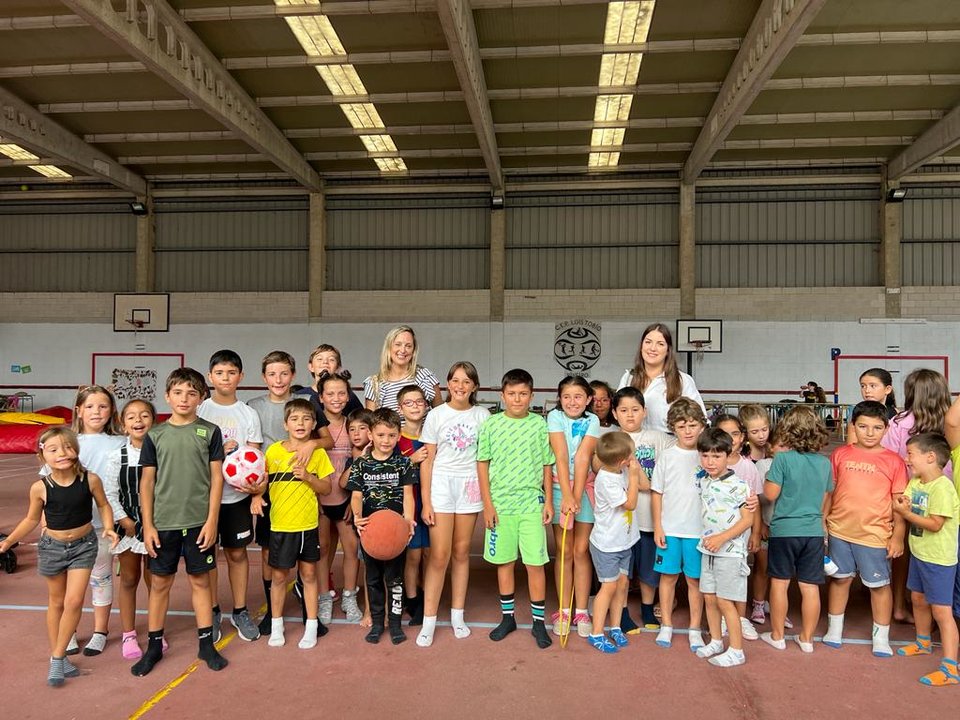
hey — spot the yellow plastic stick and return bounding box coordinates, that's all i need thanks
[556,512,575,648]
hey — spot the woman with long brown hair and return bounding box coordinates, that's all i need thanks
[617,323,705,433]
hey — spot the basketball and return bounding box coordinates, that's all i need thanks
[222,447,265,490]
[360,510,410,560]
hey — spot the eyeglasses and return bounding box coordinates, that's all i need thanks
[401,399,426,407]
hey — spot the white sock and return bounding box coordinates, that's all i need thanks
[709,647,746,667]
[451,608,471,639]
[823,613,844,646]
[872,623,892,657]
[575,607,589,618]
[299,619,318,649]
[268,618,285,647]
[688,628,705,651]
[696,639,724,658]
[655,625,673,648]
[417,616,438,648]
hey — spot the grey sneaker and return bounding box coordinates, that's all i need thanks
[231,609,261,642]
[341,589,362,623]
[318,592,334,625]
[213,611,222,644]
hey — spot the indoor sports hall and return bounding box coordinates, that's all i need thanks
[2,0,960,717]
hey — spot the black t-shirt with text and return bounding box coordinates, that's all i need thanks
[345,454,417,517]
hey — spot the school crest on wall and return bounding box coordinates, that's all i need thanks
[554,319,602,375]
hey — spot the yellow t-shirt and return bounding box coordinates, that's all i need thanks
[904,475,960,567]
[265,442,334,533]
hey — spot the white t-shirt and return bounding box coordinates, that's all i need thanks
[626,428,676,531]
[198,398,263,504]
[419,403,490,475]
[698,470,750,558]
[591,468,641,552]
[78,433,126,528]
[617,369,706,434]
[650,445,704,538]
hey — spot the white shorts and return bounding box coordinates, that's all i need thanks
[430,471,483,514]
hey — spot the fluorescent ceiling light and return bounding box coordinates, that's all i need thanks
[589,1,656,170]
[29,165,72,178]
[276,0,406,173]
[0,142,71,178]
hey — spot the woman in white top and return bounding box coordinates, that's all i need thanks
[617,322,705,433]
[363,325,443,412]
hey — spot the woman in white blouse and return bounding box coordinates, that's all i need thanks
[617,322,706,433]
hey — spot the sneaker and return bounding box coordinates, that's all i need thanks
[760,632,786,651]
[231,610,261,642]
[551,610,571,637]
[783,615,794,630]
[609,627,629,648]
[213,611,222,644]
[65,634,80,656]
[750,602,765,624]
[341,590,362,623]
[709,648,746,667]
[740,616,759,641]
[318,593,334,625]
[121,632,142,660]
[587,634,619,654]
[574,612,592,638]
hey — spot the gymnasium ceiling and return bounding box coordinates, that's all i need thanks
[2,0,960,193]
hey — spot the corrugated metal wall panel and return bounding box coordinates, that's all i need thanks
[327,197,489,290]
[154,202,308,292]
[901,190,960,286]
[696,188,879,287]
[505,192,678,289]
[0,205,135,291]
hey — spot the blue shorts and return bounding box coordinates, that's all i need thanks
[828,535,890,588]
[955,535,960,618]
[589,544,632,583]
[654,536,701,579]
[907,555,957,608]
[408,485,430,550]
[551,483,594,525]
[630,531,660,587]
[767,536,825,585]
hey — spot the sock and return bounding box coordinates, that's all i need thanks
[688,628,704,651]
[872,622,892,657]
[823,613,844,647]
[269,618,285,647]
[197,626,228,671]
[365,624,384,644]
[898,634,933,656]
[575,606,588,619]
[232,606,247,618]
[451,608,471,639]
[490,595,517,641]
[921,659,960,687]
[83,631,108,656]
[212,605,221,616]
[417,615,438,647]
[531,600,551,649]
[640,602,659,628]
[620,606,639,633]
[131,630,164,677]
[48,657,65,687]
[299,618,319,649]
[655,625,673,648]
[62,655,80,677]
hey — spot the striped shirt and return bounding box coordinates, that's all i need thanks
[363,366,440,411]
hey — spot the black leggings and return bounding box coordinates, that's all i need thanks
[363,549,406,625]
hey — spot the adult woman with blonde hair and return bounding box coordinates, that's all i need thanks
[618,323,705,433]
[363,325,443,412]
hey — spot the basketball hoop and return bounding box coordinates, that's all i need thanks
[125,319,146,336]
[691,340,711,365]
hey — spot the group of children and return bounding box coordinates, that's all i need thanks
[3,354,960,688]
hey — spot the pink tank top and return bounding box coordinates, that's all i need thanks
[322,418,350,506]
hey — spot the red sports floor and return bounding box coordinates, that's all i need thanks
[0,452,949,719]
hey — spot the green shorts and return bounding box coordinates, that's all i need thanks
[483,512,548,566]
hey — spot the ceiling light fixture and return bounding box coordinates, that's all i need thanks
[588,1,656,169]
[0,142,72,178]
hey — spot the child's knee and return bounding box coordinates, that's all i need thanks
[300,564,317,583]
[225,547,247,563]
[89,569,113,606]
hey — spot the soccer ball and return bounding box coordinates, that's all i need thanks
[223,447,265,490]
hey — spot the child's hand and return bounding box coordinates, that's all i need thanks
[354,516,369,533]
[702,534,723,554]
[120,517,137,538]
[560,495,578,516]
[745,493,759,512]
[143,526,161,558]
[293,444,313,468]
[223,439,240,455]
[892,495,910,516]
[654,528,667,549]
[103,527,120,549]
[251,495,267,517]
[886,535,904,559]
[406,518,416,539]
[292,463,306,480]
[421,503,435,527]
[197,521,217,551]
[542,503,554,525]
[237,475,267,495]
[484,505,498,530]
[747,533,761,554]
[411,447,428,465]
[760,522,769,541]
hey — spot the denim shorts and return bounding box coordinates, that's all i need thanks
[589,544,632,583]
[37,529,98,576]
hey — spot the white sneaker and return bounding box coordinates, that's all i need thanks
[760,632,786,650]
[696,639,723,659]
[740,616,759,641]
[794,636,814,653]
[709,648,746,667]
[318,593,334,625]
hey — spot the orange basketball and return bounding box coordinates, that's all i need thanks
[360,510,410,560]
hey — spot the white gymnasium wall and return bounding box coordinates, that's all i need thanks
[2,314,958,412]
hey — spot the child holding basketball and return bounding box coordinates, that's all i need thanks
[587,431,641,654]
[343,408,375,627]
[396,384,431,626]
[0,427,118,686]
[132,367,227,677]
[478,369,555,649]
[258,399,334,649]
[198,349,264,643]
[893,433,959,686]
[347,408,417,645]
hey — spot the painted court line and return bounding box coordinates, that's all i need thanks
[0,603,914,647]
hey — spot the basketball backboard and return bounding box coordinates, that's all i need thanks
[114,293,170,332]
[676,319,723,353]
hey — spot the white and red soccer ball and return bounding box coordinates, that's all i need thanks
[223,447,265,490]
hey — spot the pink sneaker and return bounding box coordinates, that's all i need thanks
[750,602,765,624]
[551,610,571,637]
[574,612,592,638]
[121,632,142,660]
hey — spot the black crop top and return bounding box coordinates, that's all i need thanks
[43,472,94,531]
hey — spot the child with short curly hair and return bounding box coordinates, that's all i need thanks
[761,405,833,653]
